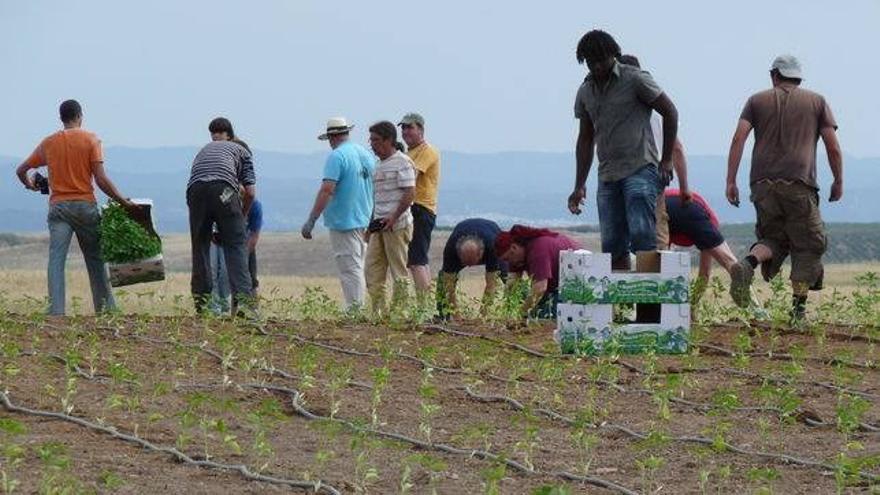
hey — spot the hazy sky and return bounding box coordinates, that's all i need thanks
[2,0,878,158]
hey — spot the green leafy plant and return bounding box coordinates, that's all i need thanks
[99,201,162,263]
[418,367,440,444]
[369,365,389,426]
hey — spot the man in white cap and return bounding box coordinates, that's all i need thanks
[726,55,843,321]
[301,117,376,310]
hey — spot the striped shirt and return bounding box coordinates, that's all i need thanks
[187,140,256,191]
[372,151,416,230]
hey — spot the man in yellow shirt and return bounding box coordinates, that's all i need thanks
[399,113,441,303]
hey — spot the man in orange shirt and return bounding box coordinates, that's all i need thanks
[16,100,137,316]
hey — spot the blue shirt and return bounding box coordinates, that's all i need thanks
[247,199,263,234]
[322,141,375,230]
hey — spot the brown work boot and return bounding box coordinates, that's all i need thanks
[729,259,755,308]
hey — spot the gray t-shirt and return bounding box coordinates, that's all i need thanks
[740,84,837,190]
[574,61,664,182]
[372,151,416,230]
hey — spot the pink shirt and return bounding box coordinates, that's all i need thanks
[522,234,581,291]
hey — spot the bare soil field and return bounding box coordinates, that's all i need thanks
[2,311,880,494]
[3,232,880,493]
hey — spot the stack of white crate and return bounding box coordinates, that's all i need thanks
[555,249,691,355]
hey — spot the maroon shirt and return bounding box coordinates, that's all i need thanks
[521,234,581,291]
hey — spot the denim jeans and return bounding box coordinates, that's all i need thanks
[597,164,661,263]
[47,201,116,315]
[209,240,259,315]
[209,242,231,314]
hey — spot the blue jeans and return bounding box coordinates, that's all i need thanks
[597,164,660,263]
[209,242,231,314]
[47,201,116,315]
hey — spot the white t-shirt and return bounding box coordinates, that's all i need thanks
[372,151,416,230]
[650,113,685,159]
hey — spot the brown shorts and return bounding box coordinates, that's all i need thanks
[751,180,826,288]
[655,192,670,249]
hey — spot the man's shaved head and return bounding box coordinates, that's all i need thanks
[456,235,484,267]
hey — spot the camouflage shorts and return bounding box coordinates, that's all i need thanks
[751,180,827,288]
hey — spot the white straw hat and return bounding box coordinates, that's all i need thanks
[318,117,355,140]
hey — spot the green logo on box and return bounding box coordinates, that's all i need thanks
[560,276,689,304]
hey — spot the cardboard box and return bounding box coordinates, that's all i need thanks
[556,302,690,355]
[559,250,690,304]
[105,199,166,287]
[108,254,165,287]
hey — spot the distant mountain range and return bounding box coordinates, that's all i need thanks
[1,147,875,232]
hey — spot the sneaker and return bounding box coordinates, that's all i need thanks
[729,259,755,308]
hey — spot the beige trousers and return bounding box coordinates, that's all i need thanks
[655,192,670,249]
[365,224,413,314]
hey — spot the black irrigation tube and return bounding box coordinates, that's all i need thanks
[698,342,879,371]
[116,320,880,425]
[23,319,880,479]
[37,328,638,495]
[467,364,878,432]
[248,382,640,495]
[421,323,553,358]
[422,323,880,403]
[95,325,374,392]
[49,354,108,383]
[715,321,880,345]
[460,387,880,483]
[715,366,880,402]
[13,350,638,495]
[421,324,679,375]
[257,326,517,385]
[0,392,340,495]
[252,323,880,432]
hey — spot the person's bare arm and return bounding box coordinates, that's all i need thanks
[484,271,500,299]
[821,127,843,202]
[649,93,679,184]
[247,230,260,253]
[438,272,458,316]
[16,162,38,190]
[382,187,415,231]
[17,145,44,190]
[93,162,134,208]
[726,119,753,206]
[522,279,549,317]
[301,180,335,239]
[481,271,501,313]
[241,185,256,218]
[698,250,713,281]
[672,139,691,203]
[569,117,595,214]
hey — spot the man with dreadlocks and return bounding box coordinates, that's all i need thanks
[494,225,581,318]
[568,30,679,270]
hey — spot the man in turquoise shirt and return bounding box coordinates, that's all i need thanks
[301,117,375,309]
